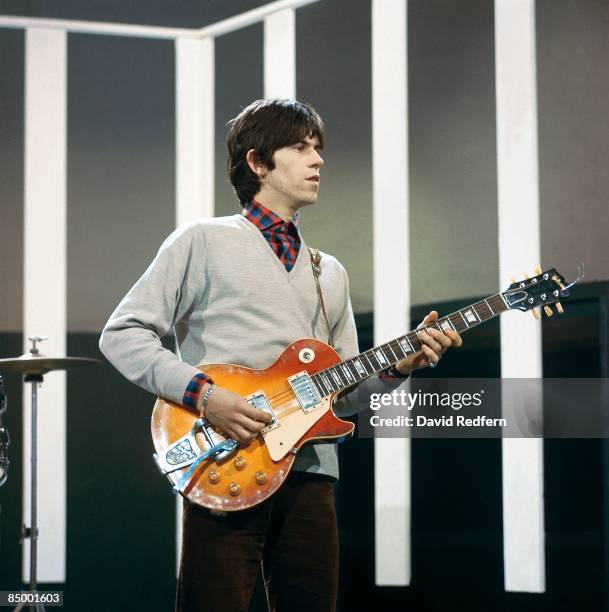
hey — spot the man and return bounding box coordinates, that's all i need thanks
[99,98,461,612]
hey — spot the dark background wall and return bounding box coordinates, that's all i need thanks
[1,1,608,610]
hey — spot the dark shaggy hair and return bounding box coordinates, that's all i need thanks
[226,99,325,205]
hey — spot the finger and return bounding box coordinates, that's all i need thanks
[411,350,429,370]
[422,345,439,366]
[423,310,438,323]
[242,403,274,424]
[233,425,255,445]
[417,330,443,353]
[237,414,265,435]
[417,311,435,329]
[426,328,452,349]
[444,329,463,347]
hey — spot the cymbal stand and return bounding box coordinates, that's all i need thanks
[15,337,47,612]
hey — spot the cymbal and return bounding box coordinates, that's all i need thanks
[0,353,100,375]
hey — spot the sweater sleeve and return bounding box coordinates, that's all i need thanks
[331,264,409,417]
[99,223,211,406]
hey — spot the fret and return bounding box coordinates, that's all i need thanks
[489,294,507,314]
[484,298,495,315]
[321,371,335,392]
[361,352,376,373]
[438,317,456,333]
[374,347,390,368]
[366,350,382,371]
[461,306,480,326]
[341,363,355,384]
[499,292,509,310]
[353,357,368,377]
[332,365,349,387]
[458,310,469,328]
[384,342,399,361]
[346,360,363,380]
[314,374,329,397]
[448,313,467,333]
[330,368,343,388]
[473,301,491,321]
[405,335,415,353]
[407,331,421,352]
[398,336,413,355]
[311,374,329,397]
[391,339,408,358]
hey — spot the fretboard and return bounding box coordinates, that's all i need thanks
[310,293,508,397]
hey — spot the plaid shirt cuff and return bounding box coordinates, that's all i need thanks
[182,372,214,409]
[379,365,410,380]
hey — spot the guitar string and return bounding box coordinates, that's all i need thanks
[257,317,482,406]
[227,297,508,415]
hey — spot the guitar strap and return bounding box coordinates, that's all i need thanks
[308,247,335,348]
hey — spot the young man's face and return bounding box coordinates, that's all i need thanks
[260,135,324,210]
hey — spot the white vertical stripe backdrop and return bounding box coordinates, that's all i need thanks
[371,0,411,586]
[495,0,546,592]
[23,27,67,583]
[264,9,296,99]
[174,35,216,573]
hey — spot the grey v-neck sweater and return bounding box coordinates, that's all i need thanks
[100,214,396,479]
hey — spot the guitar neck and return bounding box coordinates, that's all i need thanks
[310,293,509,397]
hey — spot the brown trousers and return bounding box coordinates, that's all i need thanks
[176,472,339,612]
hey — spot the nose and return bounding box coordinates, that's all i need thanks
[311,150,324,167]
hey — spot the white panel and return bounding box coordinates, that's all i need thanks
[175,37,215,225]
[372,0,410,586]
[0,0,321,41]
[264,9,295,99]
[175,35,216,571]
[23,27,67,583]
[495,0,545,592]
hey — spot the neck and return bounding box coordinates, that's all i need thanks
[254,194,300,221]
[309,292,510,398]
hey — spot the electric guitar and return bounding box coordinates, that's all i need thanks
[151,266,578,511]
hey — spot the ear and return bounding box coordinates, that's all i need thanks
[246,149,267,178]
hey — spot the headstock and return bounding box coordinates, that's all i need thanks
[502,264,583,317]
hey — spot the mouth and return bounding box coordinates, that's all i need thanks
[307,176,320,183]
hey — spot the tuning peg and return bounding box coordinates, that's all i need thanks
[556,302,564,314]
[510,277,517,284]
[543,305,553,317]
[551,274,566,290]
[531,309,540,320]
[523,272,530,279]
[533,266,542,275]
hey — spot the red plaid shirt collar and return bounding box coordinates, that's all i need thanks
[241,199,301,235]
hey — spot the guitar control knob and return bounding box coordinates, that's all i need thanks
[228,482,241,496]
[208,470,221,484]
[234,456,246,470]
[255,471,268,485]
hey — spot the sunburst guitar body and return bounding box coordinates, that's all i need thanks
[151,338,353,512]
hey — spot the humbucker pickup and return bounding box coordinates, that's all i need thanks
[288,371,322,413]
